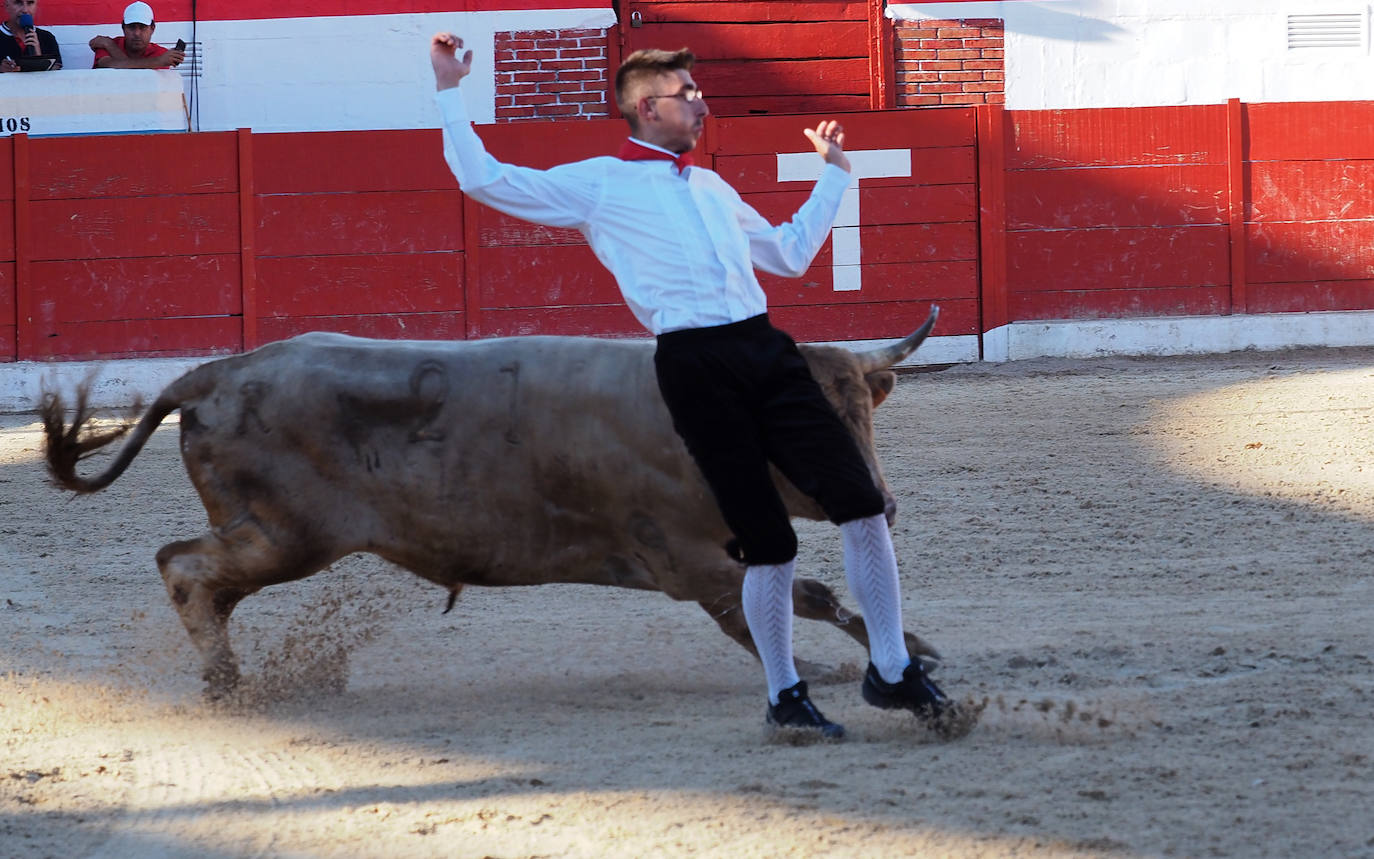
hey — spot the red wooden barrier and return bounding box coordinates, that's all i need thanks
[1003,104,1232,321]
[7,100,1374,363]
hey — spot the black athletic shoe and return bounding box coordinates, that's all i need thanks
[766,680,845,739]
[862,661,951,721]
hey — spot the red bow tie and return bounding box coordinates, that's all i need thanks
[618,140,693,173]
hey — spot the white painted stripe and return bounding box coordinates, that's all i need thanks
[776,148,911,184]
[832,227,862,266]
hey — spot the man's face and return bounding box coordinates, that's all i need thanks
[6,0,37,29]
[637,69,709,155]
[122,20,154,53]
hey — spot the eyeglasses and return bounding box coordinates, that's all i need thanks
[645,87,705,104]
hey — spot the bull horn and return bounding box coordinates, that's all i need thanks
[854,305,940,374]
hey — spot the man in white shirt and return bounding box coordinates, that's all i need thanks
[430,32,954,739]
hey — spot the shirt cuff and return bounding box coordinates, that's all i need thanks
[815,162,853,199]
[435,86,470,122]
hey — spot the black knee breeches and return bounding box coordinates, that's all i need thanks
[654,314,886,566]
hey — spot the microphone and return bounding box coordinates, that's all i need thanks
[17,12,33,56]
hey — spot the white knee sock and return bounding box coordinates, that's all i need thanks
[841,514,911,683]
[741,561,801,704]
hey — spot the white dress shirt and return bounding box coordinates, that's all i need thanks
[436,88,851,335]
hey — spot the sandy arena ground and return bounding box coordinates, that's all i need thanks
[2,346,1373,858]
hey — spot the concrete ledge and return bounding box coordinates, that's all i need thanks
[0,357,209,414]
[1003,310,1374,361]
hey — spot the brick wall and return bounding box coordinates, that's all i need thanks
[493,28,611,121]
[894,18,1005,107]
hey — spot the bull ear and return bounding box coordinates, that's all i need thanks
[866,370,896,407]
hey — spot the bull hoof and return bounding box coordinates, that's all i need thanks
[202,663,241,700]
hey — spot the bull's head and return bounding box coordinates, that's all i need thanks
[797,306,940,525]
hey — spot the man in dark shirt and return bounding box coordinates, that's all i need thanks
[0,0,62,72]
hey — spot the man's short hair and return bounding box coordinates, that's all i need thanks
[615,47,695,125]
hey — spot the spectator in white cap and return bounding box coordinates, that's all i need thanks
[89,0,184,68]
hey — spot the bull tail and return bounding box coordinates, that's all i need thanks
[41,365,210,494]
[853,305,940,375]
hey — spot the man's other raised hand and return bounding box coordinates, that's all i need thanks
[431,32,473,91]
[803,120,852,174]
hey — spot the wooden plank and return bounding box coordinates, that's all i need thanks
[258,312,467,345]
[700,94,874,116]
[480,211,586,248]
[1009,286,1231,321]
[722,147,976,192]
[1008,104,1227,169]
[1246,221,1374,283]
[0,137,12,200]
[977,101,1008,338]
[627,22,867,60]
[1006,165,1228,229]
[1248,280,1374,314]
[743,185,976,227]
[761,258,978,300]
[479,245,622,308]
[1248,160,1374,222]
[714,109,975,154]
[29,132,238,199]
[0,326,13,363]
[0,205,12,261]
[1008,225,1230,292]
[1248,101,1374,161]
[238,127,258,352]
[29,317,241,361]
[257,253,463,316]
[1227,97,1247,315]
[253,129,452,194]
[13,133,31,360]
[31,256,241,323]
[32,193,240,261]
[869,0,894,110]
[770,298,976,340]
[255,190,464,257]
[693,58,871,97]
[628,2,868,23]
[0,263,12,328]
[478,119,629,170]
[479,305,644,338]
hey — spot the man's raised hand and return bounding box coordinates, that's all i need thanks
[431,32,473,91]
[803,119,852,174]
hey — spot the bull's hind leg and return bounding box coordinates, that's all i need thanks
[156,536,251,697]
[155,518,333,699]
[791,576,942,668]
[693,567,941,670]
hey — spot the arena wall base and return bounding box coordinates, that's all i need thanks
[0,357,208,415]
[1002,311,1374,361]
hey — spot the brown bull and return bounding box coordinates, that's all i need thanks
[42,308,939,698]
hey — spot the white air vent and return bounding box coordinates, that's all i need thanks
[1287,12,1366,50]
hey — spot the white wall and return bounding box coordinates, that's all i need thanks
[890,1,1374,109]
[49,6,615,133]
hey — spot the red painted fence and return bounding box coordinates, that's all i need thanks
[4,99,1374,362]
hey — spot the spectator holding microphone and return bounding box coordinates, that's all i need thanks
[0,0,63,72]
[90,1,184,69]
